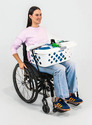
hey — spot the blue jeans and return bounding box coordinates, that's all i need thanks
[32,60,78,98]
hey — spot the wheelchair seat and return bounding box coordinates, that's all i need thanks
[24,61,53,79]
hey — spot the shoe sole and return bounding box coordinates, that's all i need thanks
[54,104,70,111]
[65,99,83,105]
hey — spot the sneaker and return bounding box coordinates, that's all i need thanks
[65,93,83,105]
[54,98,70,111]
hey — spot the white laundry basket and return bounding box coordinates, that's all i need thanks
[27,44,71,67]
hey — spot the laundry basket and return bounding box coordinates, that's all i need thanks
[27,43,71,67]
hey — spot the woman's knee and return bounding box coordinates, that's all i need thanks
[53,64,66,75]
[64,60,76,70]
[66,61,76,73]
[69,61,76,70]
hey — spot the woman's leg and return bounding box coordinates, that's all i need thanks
[32,63,69,98]
[60,60,78,94]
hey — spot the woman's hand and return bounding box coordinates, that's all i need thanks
[13,53,27,70]
[19,62,27,70]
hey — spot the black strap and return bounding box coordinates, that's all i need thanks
[31,49,40,73]
[22,43,28,62]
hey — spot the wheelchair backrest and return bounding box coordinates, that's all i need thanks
[22,43,40,78]
[22,43,28,62]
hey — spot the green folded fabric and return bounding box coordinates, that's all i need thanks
[52,43,60,47]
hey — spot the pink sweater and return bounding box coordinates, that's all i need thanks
[11,26,49,61]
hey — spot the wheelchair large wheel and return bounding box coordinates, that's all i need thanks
[13,63,38,103]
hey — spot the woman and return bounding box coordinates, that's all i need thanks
[11,6,83,112]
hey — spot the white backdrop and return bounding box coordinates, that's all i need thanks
[0,0,92,125]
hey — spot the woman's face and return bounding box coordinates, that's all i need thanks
[29,9,42,25]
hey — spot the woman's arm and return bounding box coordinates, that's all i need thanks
[11,29,27,70]
[13,53,27,70]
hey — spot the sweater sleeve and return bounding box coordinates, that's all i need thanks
[11,29,27,55]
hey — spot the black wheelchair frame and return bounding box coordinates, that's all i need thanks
[13,42,58,113]
[13,42,79,114]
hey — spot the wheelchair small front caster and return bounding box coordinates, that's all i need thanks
[42,98,50,114]
[42,105,50,114]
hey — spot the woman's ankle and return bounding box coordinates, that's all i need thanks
[69,93,72,96]
[55,97,59,101]
[55,97,63,101]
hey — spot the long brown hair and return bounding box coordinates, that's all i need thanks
[26,6,41,27]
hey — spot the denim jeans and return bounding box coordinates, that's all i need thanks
[32,60,78,98]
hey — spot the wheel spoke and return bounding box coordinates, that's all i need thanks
[16,78,23,84]
[16,73,24,81]
[25,87,31,99]
[18,84,23,90]
[21,87,25,98]
[17,68,24,81]
[13,64,38,102]
[22,86,32,100]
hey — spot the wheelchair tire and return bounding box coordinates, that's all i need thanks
[42,105,50,114]
[13,63,38,103]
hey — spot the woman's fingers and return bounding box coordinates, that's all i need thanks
[19,62,27,70]
[24,64,27,69]
[23,63,27,70]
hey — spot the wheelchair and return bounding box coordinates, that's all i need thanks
[13,41,79,114]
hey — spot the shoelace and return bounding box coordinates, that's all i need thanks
[58,98,68,106]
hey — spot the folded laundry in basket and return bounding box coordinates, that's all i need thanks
[38,47,51,50]
[52,43,60,47]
